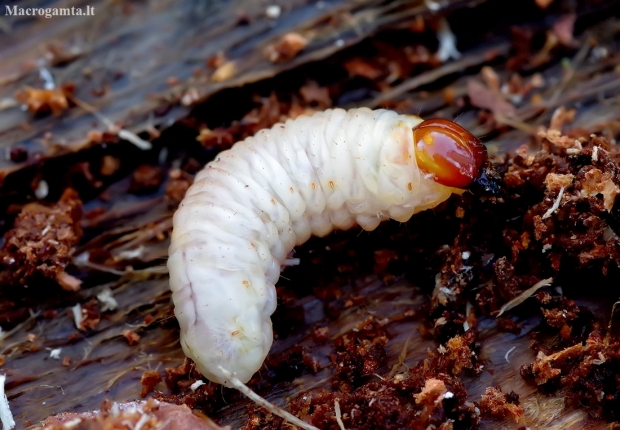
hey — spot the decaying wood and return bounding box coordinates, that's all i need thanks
[1,0,620,429]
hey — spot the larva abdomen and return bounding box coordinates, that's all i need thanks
[168,107,469,386]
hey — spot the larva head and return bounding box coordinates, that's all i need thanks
[412,118,488,189]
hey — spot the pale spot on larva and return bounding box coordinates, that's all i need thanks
[289,187,294,193]
[408,182,413,191]
[329,180,335,189]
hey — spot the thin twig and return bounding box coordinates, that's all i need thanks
[542,187,565,220]
[608,300,620,331]
[388,336,410,379]
[548,42,591,107]
[70,97,152,150]
[497,278,553,317]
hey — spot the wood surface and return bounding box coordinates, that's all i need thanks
[0,0,619,428]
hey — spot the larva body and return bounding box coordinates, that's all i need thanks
[168,108,479,387]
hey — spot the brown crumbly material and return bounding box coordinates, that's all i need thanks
[331,316,389,385]
[153,359,236,414]
[373,249,399,282]
[443,331,481,376]
[402,125,620,421]
[197,88,332,153]
[14,84,74,116]
[495,317,521,335]
[477,386,523,423]
[521,349,563,385]
[141,370,163,398]
[298,81,331,108]
[466,79,516,116]
[152,348,319,415]
[243,330,480,430]
[196,128,236,149]
[497,133,620,419]
[544,172,574,191]
[0,188,83,290]
[122,329,141,345]
[163,359,194,390]
[581,168,619,212]
[166,168,193,203]
[9,146,28,163]
[99,155,120,176]
[76,299,102,330]
[549,107,577,131]
[264,32,308,63]
[263,345,320,382]
[540,296,582,338]
[493,257,521,300]
[431,132,620,314]
[520,329,620,418]
[153,314,479,429]
[129,164,165,194]
[344,58,383,80]
[414,378,448,404]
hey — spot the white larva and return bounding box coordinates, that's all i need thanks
[167,107,486,387]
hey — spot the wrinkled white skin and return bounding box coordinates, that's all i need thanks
[167,108,459,387]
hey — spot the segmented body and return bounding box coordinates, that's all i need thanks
[167,107,460,386]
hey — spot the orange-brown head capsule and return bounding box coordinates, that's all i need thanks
[412,118,488,188]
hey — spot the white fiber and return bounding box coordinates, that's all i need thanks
[0,374,15,430]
